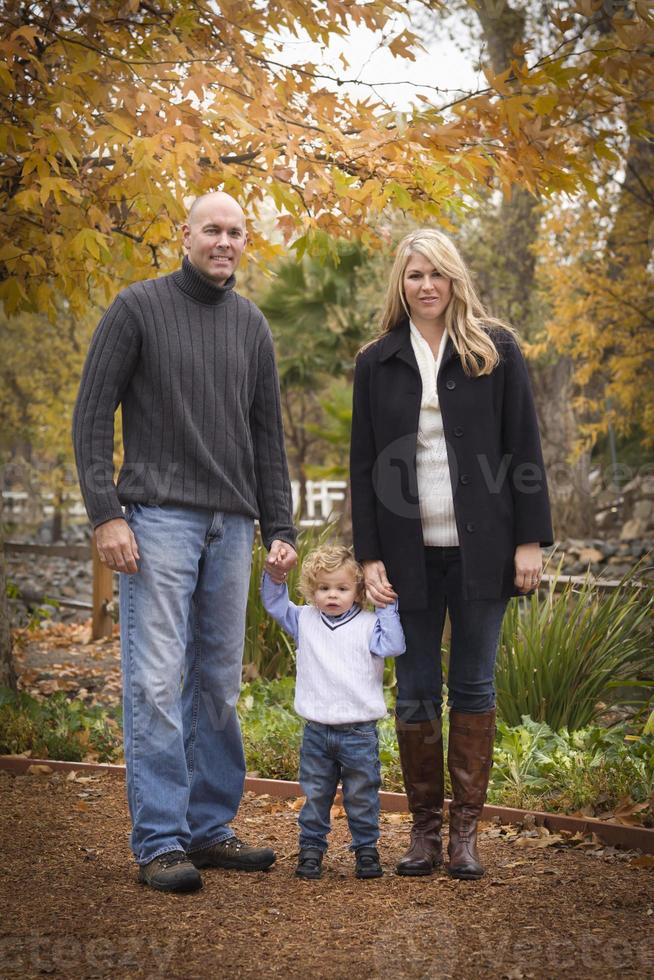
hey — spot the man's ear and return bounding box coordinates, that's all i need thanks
[182,223,191,249]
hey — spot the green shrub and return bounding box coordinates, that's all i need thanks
[489,715,654,817]
[496,565,654,731]
[0,687,122,762]
[238,678,302,779]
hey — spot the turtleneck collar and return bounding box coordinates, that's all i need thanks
[171,255,236,305]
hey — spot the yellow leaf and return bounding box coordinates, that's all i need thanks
[533,93,558,115]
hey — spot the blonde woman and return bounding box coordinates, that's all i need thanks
[349,229,553,880]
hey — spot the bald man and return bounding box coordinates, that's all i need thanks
[73,192,297,892]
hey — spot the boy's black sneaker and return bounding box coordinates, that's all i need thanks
[295,847,323,880]
[355,846,383,879]
[138,850,203,893]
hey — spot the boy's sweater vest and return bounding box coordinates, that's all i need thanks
[295,606,386,724]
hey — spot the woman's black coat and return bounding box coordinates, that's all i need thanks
[350,320,554,610]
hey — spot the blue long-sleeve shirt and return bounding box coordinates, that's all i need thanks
[260,573,405,657]
[260,572,405,724]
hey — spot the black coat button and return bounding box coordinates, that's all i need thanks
[446,379,456,390]
[454,426,464,437]
[460,474,470,485]
[465,522,476,533]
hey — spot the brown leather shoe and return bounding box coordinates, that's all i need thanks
[395,717,445,876]
[447,708,496,880]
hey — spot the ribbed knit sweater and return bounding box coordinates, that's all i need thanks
[409,321,459,547]
[72,257,296,549]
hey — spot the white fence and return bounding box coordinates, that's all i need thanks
[2,482,349,527]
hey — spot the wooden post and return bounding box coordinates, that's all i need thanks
[92,536,114,639]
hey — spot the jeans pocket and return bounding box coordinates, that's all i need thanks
[350,724,377,739]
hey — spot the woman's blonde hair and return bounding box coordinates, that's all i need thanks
[299,546,366,605]
[373,228,518,376]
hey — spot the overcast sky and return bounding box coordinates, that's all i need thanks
[272,9,482,114]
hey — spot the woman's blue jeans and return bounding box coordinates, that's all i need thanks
[119,504,254,865]
[396,547,508,723]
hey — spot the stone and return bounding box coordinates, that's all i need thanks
[595,489,621,508]
[605,564,631,578]
[620,519,648,540]
[622,476,641,496]
[640,476,654,499]
[632,499,654,525]
[578,547,604,565]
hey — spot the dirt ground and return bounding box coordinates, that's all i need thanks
[1,768,653,980]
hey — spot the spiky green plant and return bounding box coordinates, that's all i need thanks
[496,564,654,731]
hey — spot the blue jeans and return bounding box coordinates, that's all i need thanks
[119,504,254,865]
[298,720,381,852]
[396,547,508,723]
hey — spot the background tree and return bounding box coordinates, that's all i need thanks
[0,305,91,538]
[2,0,652,322]
[0,497,17,691]
[259,242,376,513]
[534,137,654,451]
[416,0,654,533]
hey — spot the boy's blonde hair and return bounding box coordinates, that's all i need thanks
[299,546,366,605]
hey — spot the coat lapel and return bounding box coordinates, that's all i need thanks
[377,321,418,374]
[377,320,459,375]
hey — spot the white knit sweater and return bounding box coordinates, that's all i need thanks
[295,606,386,723]
[409,321,459,546]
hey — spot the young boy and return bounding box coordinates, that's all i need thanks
[261,545,405,880]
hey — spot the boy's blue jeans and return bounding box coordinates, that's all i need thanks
[119,503,254,865]
[298,720,381,852]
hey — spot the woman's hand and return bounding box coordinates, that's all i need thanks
[363,560,398,608]
[514,542,543,593]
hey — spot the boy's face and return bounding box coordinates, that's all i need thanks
[313,568,358,616]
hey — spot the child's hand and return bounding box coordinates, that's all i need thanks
[265,540,297,585]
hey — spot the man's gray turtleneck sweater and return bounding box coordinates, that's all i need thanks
[73,256,296,549]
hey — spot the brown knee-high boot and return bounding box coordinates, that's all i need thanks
[395,717,445,876]
[447,708,496,880]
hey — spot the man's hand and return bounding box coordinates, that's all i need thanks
[362,559,398,608]
[265,539,298,584]
[514,542,542,593]
[95,518,140,575]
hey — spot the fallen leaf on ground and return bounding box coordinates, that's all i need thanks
[630,854,654,869]
[384,812,406,824]
[514,834,563,849]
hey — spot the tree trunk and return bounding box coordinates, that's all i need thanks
[531,360,594,537]
[0,499,17,692]
[473,1,593,538]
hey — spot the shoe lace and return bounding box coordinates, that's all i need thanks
[224,836,244,851]
[159,851,189,868]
